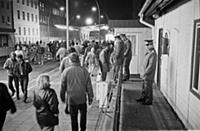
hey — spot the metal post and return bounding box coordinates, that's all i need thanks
[66,0,69,49]
[94,0,101,43]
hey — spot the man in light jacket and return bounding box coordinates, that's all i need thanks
[60,53,94,131]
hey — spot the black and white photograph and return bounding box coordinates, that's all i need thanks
[0,0,199,130]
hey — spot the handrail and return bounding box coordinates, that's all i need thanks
[113,65,123,131]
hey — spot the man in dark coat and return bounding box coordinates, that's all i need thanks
[60,53,94,131]
[136,40,157,105]
[120,34,132,81]
[0,82,16,131]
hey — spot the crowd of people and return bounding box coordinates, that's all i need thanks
[0,33,157,131]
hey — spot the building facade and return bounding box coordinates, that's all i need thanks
[139,0,200,129]
[0,0,15,57]
[13,0,40,44]
[39,0,66,43]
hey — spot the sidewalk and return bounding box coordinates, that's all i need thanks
[2,67,114,131]
[119,77,186,130]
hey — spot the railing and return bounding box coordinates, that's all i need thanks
[113,65,123,131]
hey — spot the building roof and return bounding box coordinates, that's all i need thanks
[108,19,147,28]
[138,0,191,25]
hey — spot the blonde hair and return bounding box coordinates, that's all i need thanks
[37,74,50,89]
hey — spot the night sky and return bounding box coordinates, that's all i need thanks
[68,0,145,26]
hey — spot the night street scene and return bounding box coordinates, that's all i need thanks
[0,0,199,130]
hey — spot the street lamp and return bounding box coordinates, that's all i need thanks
[85,17,93,25]
[92,0,101,42]
[92,6,97,12]
[76,14,80,20]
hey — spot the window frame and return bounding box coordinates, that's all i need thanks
[190,19,200,99]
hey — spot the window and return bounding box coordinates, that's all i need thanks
[28,28,30,35]
[27,13,29,21]
[6,2,9,9]
[22,11,25,20]
[27,0,29,6]
[22,0,25,5]
[191,19,200,98]
[24,27,26,35]
[1,1,4,8]
[0,35,8,47]
[2,16,5,23]
[19,27,21,35]
[162,32,170,55]
[35,1,37,9]
[17,0,20,3]
[31,14,34,22]
[7,16,10,22]
[36,29,38,35]
[35,15,37,22]
[31,0,33,7]
[32,28,34,36]
[17,10,20,19]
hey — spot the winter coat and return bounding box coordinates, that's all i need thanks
[99,48,110,73]
[142,49,157,81]
[33,88,59,126]
[60,63,94,106]
[15,61,32,77]
[114,39,125,65]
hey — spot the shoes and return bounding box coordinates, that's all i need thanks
[136,98,145,102]
[142,101,152,105]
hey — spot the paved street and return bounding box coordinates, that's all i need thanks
[1,61,108,131]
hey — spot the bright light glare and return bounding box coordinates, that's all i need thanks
[60,6,65,11]
[92,6,97,12]
[76,15,80,19]
[100,15,104,19]
[85,18,93,25]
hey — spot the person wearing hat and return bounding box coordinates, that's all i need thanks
[136,40,157,105]
[60,53,94,131]
[113,35,125,82]
[120,34,132,81]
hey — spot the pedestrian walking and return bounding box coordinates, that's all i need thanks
[59,47,76,73]
[33,75,59,131]
[15,54,32,103]
[85,47,99,75]
[15,45,24,57]
[99,43,110,81]
[60,53,94,131]
[3,52,19,99]
[0,82,16,131]
[56,44,67,62]
[120,34,132,81]
[136,40,157,105]
[113,35,125,82]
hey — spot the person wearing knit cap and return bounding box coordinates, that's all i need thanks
[60,52,94,131]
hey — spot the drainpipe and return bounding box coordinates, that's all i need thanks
[138,0,154,29]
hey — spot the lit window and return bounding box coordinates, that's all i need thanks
[191,19,200,98]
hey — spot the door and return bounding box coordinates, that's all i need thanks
[157,28,163,88]
[126,35,138,74]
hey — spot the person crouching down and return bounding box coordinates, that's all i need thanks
[33,75,59,131]
[15,54,32,103]
[60,53,94,131]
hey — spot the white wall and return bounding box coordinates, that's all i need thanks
[154,0,200,129]
[13,0,40,44]
[114,27,152,74]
